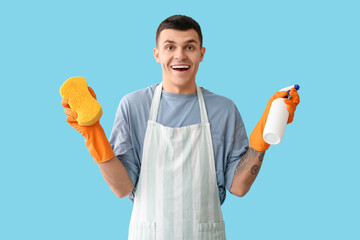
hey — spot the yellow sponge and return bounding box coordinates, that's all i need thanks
[60,76,102,126]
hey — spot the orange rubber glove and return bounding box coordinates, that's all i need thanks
[61,87,115,163]
[249,88,300,152]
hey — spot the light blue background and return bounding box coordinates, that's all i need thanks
[1,0,359,239]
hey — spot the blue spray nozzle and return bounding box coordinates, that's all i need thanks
[279,84,300,98]
[279,85,300,92]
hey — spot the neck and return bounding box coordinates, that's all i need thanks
[161,79,197,95]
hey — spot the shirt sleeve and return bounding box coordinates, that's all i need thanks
[224,104,249,192]
[109,97,140,202]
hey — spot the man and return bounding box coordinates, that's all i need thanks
[62,15,300,239]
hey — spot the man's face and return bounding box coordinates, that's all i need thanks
[154,29,205,92]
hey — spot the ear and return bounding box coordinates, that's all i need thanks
[199,47,206,62]
[153,48,160,63]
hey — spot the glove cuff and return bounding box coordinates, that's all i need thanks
[84,123,115,163]
[249,121,270,152]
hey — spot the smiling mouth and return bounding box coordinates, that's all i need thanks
[171,65,190,72]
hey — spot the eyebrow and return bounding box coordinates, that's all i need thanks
[163,39,198,45]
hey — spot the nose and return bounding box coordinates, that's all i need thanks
[174,48,187,60]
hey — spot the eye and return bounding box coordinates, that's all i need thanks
[187,45,194,50]
[166,45,173,50]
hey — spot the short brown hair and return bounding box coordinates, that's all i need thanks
[156,15,203,47]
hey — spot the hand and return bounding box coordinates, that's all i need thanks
[61,87,114,163]
[284,88,300,124]
[62,87,97,137]
[249,88,300,152]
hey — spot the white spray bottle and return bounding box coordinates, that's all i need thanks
[262,84,300,145]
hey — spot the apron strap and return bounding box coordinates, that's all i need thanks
[196,84,209,124]
[148,82,163,122]
[149,82,209,124]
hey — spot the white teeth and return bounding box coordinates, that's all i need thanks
[171,65,190,69]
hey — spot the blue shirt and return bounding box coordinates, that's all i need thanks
[109,84,249,205]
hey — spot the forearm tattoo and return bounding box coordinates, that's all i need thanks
[251,165,260,175]
[234,148,265,176]
[258,151,265,162]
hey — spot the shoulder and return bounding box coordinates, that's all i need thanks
[115,84,158,119]
[118,85,157,108]
[201,87,238,113]
[201,87,245,131]
[122,84,157,104]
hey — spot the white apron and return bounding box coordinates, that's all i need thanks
[128,82,226,240]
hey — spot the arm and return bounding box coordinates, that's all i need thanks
[61,87,134,198]
[230,88,300,197]
[98,156,134,198]
[230,148,265,197]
